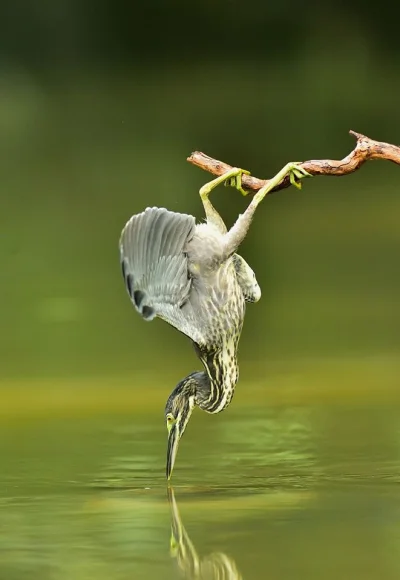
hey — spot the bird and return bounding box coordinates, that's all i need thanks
[119,162,311,479]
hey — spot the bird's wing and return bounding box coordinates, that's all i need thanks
[232,253,261,303]
[119,207,202,343]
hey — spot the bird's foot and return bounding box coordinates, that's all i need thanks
[199,167,251,200]
[224,168,251,196]
[286,162,312,190]
[253,162,312,204]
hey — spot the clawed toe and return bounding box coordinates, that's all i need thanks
[224,168,251,196]
[287,163,312,190]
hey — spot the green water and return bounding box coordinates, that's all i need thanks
[2,379,400,580]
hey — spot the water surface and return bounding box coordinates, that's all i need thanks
[1,378,400,579]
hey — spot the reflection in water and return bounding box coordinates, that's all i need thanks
[168,488,243,580]
[1,405,400,579]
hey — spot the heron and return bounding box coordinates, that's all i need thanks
[119,162,311,479]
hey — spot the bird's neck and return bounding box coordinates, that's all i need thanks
[192,342,239,414]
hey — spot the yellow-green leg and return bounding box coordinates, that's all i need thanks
[222,162,312,259]
[199,167,250,199]
[199,167,250,233]
[253,162,312,205]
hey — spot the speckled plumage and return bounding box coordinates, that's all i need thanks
[119,206,261,414]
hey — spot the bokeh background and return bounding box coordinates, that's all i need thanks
[1,3,400,579]
[2,1,400,388]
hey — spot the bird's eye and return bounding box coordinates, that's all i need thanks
[166,414,176,430]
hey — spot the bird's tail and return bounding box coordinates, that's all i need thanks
[119,207,196,321]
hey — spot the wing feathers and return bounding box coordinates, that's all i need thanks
[119,207,196,331]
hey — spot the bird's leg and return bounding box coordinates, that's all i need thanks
[222,162,312,257]
[252,162,312,201]
[199,168,250,234]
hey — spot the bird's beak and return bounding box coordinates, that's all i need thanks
[166,425,179,480]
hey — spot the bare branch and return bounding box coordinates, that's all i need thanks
[187,131,400,194]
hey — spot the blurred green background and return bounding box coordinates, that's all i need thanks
[1,1,400,389]
[1,3,400,579]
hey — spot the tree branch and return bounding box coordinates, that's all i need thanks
[187,130,400,194]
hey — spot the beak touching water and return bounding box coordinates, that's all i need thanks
[166,424,180,480]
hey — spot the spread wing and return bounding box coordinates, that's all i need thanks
[119,206,202,343]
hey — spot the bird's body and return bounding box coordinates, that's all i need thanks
[120,207,260,416]
[177,223,247,414]
[119,163,311,478]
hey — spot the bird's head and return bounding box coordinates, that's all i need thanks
[165,373,200,480]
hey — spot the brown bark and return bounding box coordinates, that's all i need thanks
[187,131,400,194]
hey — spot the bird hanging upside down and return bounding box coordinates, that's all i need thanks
[119,163,311,479]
